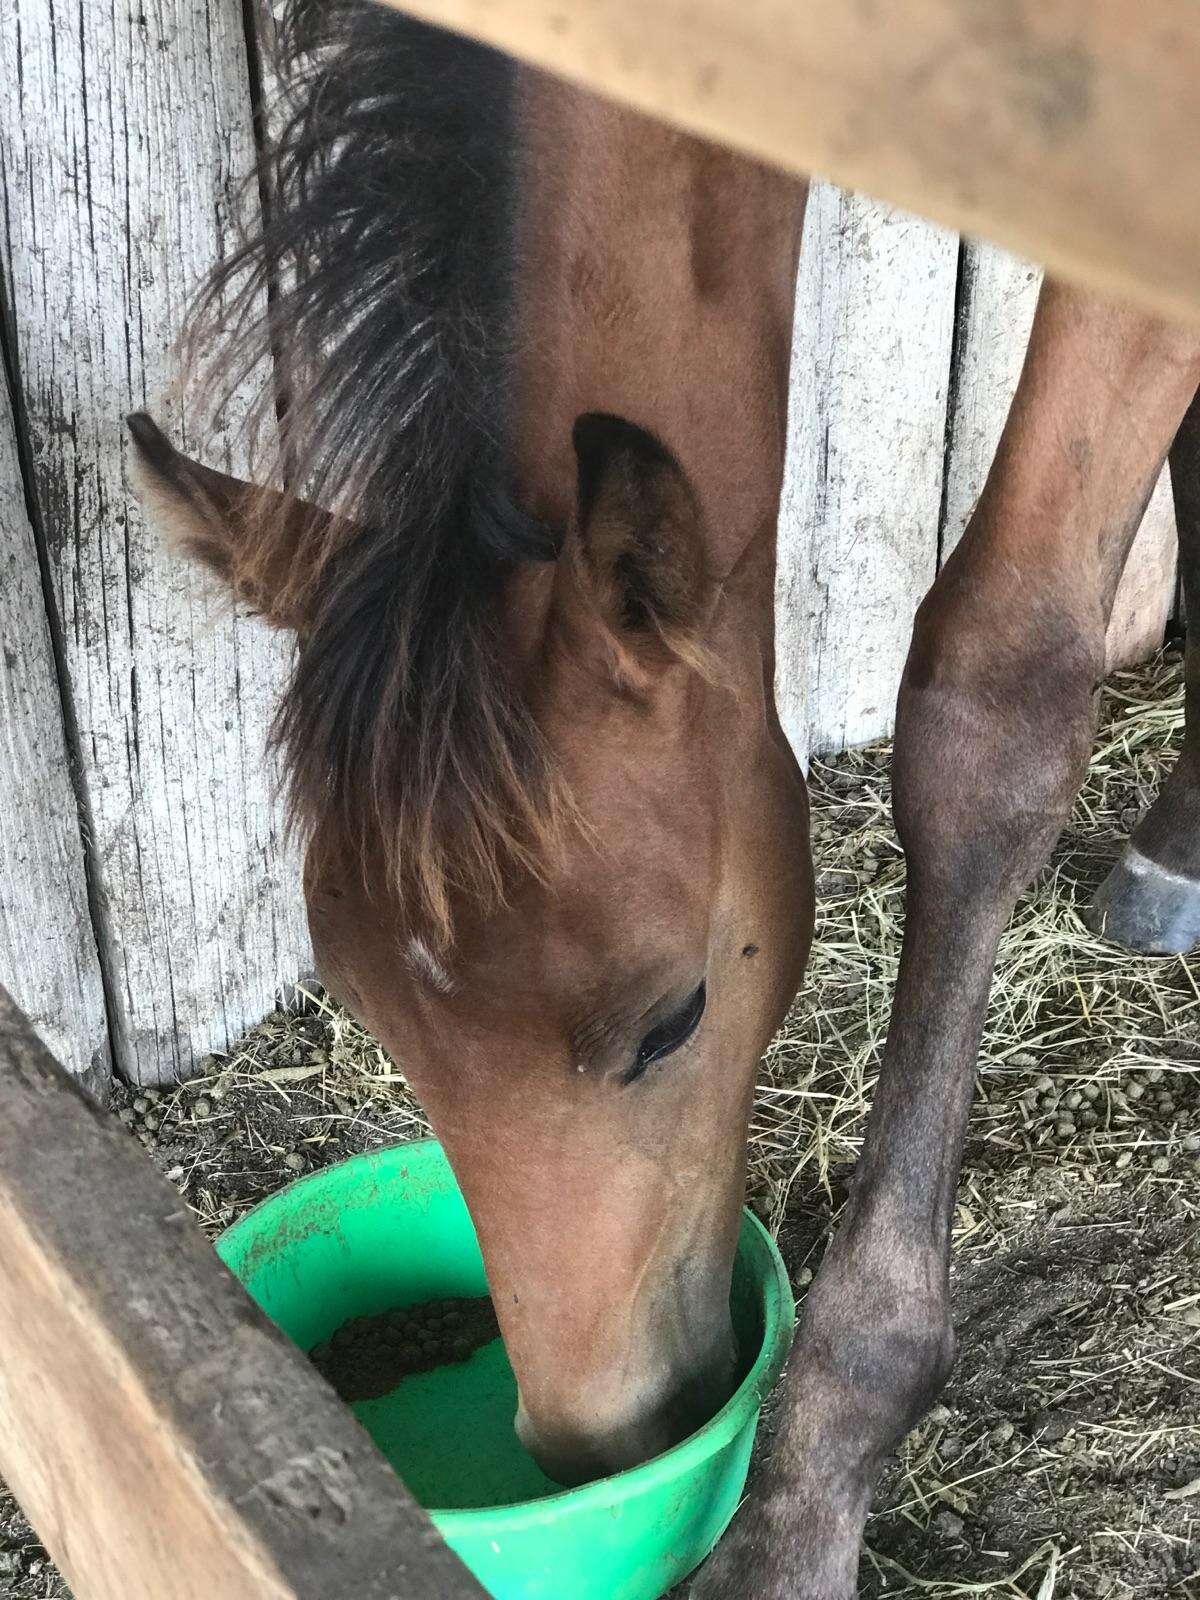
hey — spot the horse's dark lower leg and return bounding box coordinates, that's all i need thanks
[1087,386,1200,953]
[692,285,1200,1600]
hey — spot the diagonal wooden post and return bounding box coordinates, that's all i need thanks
[377,0,1200,326]
[0,985,488,1600]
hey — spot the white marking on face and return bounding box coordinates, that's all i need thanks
[405,936,455,994]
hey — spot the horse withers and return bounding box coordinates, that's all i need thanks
[129,4,1200,1593]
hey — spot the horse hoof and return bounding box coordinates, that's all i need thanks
[1084,845,1200,955]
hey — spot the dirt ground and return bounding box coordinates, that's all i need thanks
[1,650,1197,1598]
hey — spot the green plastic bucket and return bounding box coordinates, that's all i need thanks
[216,1138,794,1600]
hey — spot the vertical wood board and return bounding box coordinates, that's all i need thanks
[776,185,958,759]
[0,363,109,1092]
[0,0,309,1082]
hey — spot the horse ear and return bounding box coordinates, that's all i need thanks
[571,414,715,662]
[127,412,337,632]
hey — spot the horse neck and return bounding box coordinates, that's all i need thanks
[509,73,806,615]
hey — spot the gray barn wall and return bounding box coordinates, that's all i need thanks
[776,205,1177,768]
[0,0,309,1087]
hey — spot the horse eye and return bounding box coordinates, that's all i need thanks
[624,983,707,1085]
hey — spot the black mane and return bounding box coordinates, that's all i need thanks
[191,1,566,940]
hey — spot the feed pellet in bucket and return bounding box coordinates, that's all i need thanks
[309,1295,501,1401]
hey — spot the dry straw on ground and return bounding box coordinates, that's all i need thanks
[1,651,1197,1598]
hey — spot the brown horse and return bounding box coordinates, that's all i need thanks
[128,4,1200,1593]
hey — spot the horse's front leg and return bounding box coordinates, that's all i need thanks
[693,282,1200,1600]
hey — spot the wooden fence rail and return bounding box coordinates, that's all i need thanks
[376,0,1200,327]
[0,983,487,1600]
[0,4,1183,1089]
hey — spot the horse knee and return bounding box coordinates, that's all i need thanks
[881,1309,957,1440]
[798,1242,958,1465]
[892,590,1100,898]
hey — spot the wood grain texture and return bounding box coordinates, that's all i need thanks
[941,243,1177,668]
[776,186,957,758]
[0,985,487,1600]
[0,0,309,1083]
[0,364,110,1094]
[377,0,1200,325]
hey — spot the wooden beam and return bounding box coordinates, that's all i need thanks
[379,0,1200,326]
[0,986,487,1600]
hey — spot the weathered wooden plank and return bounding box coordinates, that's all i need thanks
[0,356,110,1095]
[378,0,1200,326]
[0,985,487,1600]
[776,186,957,758]
[941,243,1177,670]
[0,0,309,1082]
